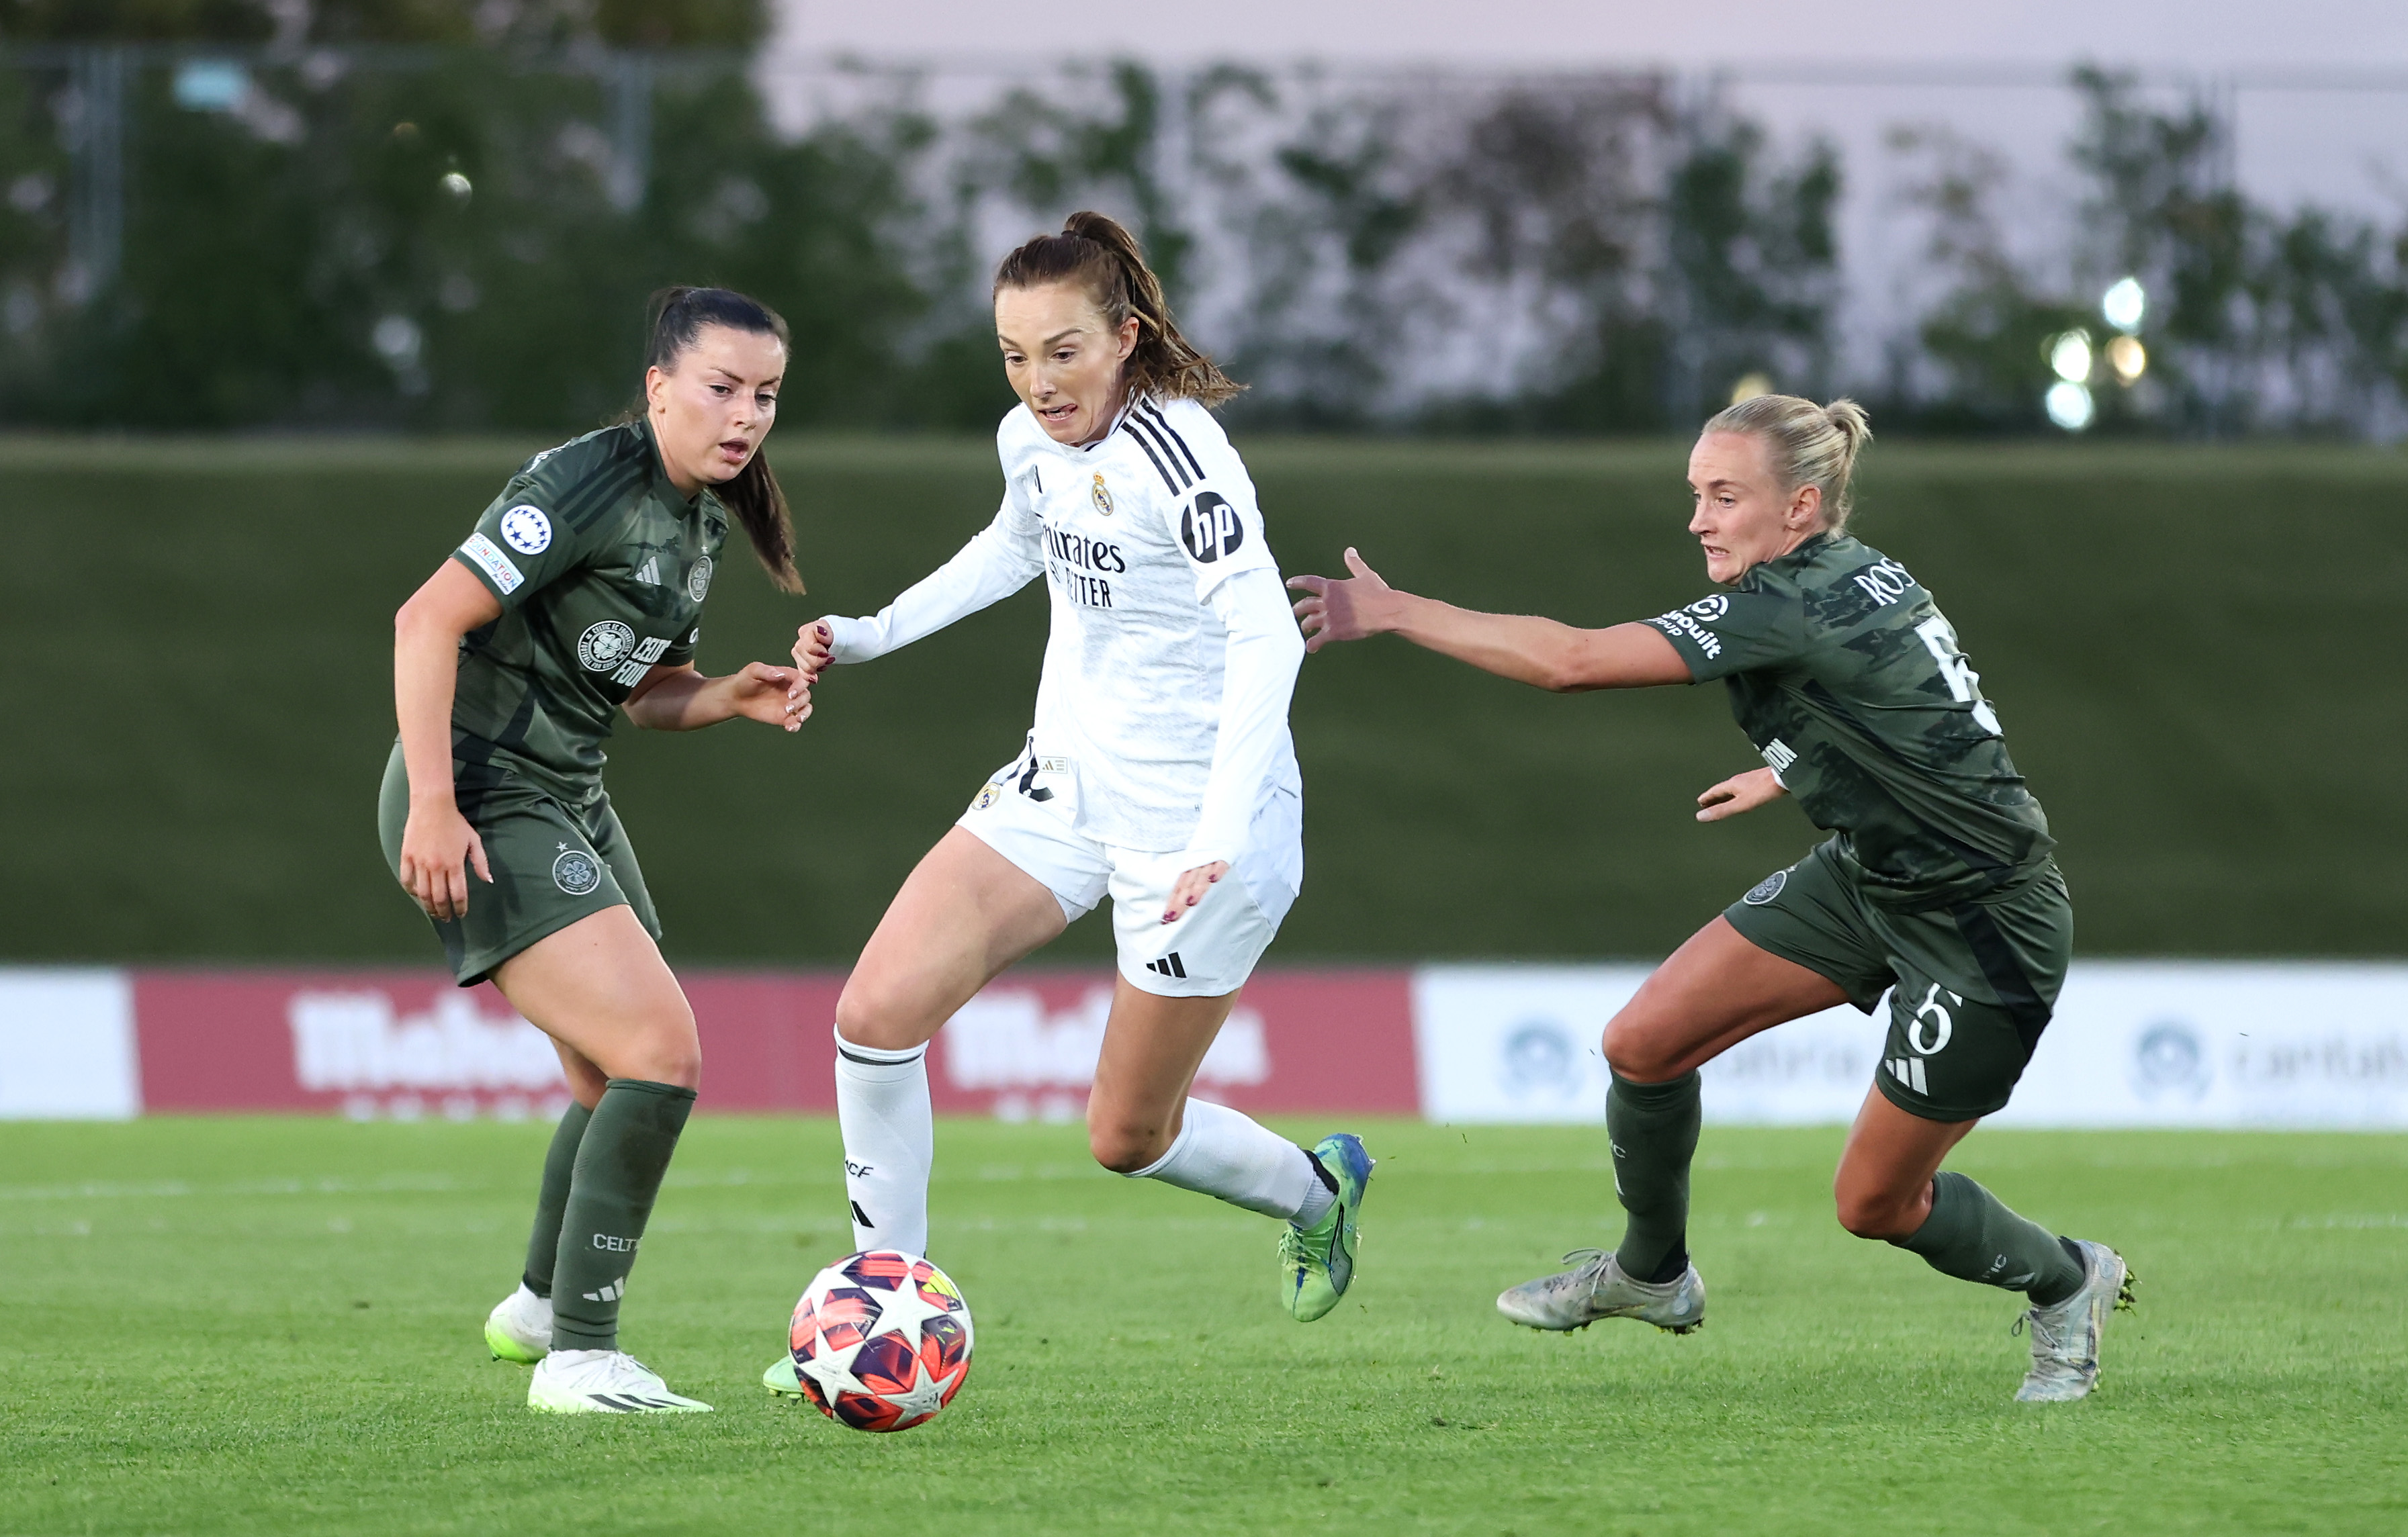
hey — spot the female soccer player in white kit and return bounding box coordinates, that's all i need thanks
[764,214,1370,1395]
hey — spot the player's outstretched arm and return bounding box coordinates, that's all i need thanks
[624,662,810,733]
[1289,547,1690,692]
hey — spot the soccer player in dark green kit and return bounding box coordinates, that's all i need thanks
[1289,393,2133,1403]
[382,287,815,1413]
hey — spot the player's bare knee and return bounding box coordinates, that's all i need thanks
[1602,1011,1678,1083]
[1087,1119,1167,1174]
[1833,1186,1913,1241]
[834,972,932,1053]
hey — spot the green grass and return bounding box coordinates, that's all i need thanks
[2,1116,2404,1534]
[2,434,2404,965]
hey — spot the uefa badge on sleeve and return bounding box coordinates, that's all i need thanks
[499,505,551,555]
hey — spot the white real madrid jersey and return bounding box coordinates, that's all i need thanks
[996,395,1300,852]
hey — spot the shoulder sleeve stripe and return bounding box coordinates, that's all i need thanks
[557,435,648,531]
[1140,400,1206,479]
[1120,422,1186,494]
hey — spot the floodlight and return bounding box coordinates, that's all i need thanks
[2045,380,2095,431]
[2107,335,2147,384]
[2102,277,2146,334]
[2048,330,2093,384]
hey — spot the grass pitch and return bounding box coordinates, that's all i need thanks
[3,1117,2403,1535]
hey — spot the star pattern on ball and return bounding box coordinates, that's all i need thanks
[860,1274,957,1343]
[881,1358,960,1422]
[795,1339,871,1401]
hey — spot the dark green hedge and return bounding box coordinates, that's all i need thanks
[2,435,2398,966]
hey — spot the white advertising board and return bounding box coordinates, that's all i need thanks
[1412,964,1884,1125]
[0,970,140,1119]
[1415,961,2408,1129]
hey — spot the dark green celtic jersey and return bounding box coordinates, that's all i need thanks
[1644,531,2053,909]
[445,418,727,800]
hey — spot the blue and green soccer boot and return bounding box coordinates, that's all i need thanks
[1278,1133,1373,1322]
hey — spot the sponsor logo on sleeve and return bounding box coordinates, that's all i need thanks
[1179,490,1245,563]
[576,620,637,672]
[552,843,602,896]
[1687,595,1730,621]
[459,532,524,594]
[1760,737,1797,779]
[686,554,714,602]
[499,505,552,555]
[1647,606,1722,659]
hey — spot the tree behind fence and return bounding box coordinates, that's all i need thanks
[1,43,2403,436]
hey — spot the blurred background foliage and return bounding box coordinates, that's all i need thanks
[2,3,2407,435]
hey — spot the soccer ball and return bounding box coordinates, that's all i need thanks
[788,1250,973,1432]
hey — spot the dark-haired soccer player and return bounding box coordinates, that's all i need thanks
[764,212,1366,1399]
[1291,395,2132,1403]
[384,287,812,1413]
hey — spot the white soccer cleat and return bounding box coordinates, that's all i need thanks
[527,1349,713,1414]
[2014,1239,2134,1403]
[484,1283,552,1364]
[1496,1248,1705,1334]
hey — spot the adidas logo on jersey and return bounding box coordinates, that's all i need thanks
[1145,953,1188,980]
[633,556,661,586]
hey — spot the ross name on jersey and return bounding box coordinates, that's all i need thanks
[1851,557,1916,607]
[1044,524,1126,610]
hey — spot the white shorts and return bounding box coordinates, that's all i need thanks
[955,753,1302,998]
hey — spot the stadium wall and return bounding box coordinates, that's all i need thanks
[3,964,2405,1130]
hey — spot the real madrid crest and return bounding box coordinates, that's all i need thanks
[1090,473,1114,516]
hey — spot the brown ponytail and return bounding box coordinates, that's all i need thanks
[993,212,1244,407]
[643,285,804,593]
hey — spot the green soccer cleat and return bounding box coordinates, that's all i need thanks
[763,1352,804,1398]
[1278,1133,1374,1322]
[484,1283,551,1364]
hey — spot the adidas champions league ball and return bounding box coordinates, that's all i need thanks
[789,1250,973,1432]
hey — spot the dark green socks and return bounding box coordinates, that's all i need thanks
[520,1099,592,1299]
[549,1079,697,1352]
[1891,1170,2084,1307]
[1609,1071,1702,1284]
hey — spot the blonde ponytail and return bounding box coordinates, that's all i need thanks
[1701,394,1873,532]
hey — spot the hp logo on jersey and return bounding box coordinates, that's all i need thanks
[1179,491,1245,563]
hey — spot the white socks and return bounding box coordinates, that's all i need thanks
[834,1029,933,1257]
[1130,1097,1327,1223]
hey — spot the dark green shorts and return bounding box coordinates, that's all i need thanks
[377,743,661,986]
[1722,843,2072,1122]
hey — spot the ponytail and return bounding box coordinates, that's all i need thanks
[642,285,804,593]
[1700,393,1873,533]
[993,212,1244,407]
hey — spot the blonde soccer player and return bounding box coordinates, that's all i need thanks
[1292,397,2132,1403]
